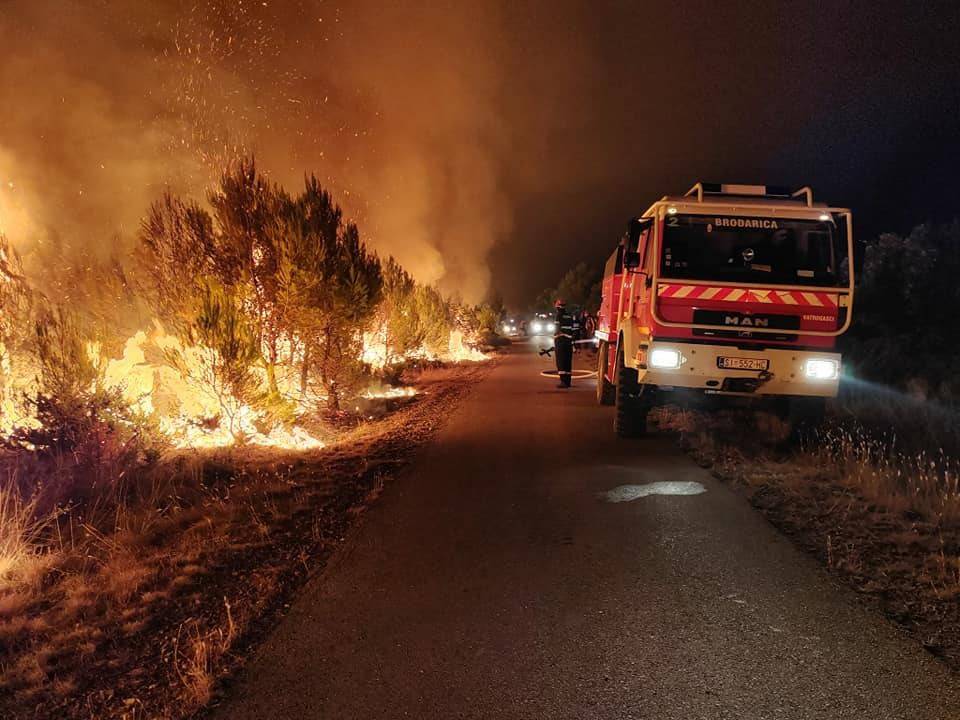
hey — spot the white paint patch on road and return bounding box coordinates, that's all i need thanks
[599,481,707,503]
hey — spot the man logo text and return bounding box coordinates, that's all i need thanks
[724,316,769,327]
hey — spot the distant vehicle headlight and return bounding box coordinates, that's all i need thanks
[532,321,543,333]
[649,348,681,369]
[546,322,556,332]
[805,358,839,380]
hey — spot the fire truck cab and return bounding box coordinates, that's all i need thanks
[595,183,854,437]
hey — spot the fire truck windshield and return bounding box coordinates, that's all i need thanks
[660,214,848,287]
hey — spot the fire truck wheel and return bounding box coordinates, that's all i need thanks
[596,341,615,406]
[787,397,826,443]
[614,343,648,437]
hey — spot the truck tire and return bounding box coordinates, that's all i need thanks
[596,341,615,406]
[787,397,826,444]
[614,342,650,437]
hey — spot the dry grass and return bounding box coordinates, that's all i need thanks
[173,599,236,711]
[97,550,157,604]
[656,400,960,668]
[0,484,54,588]
[0,440,223,715]
[835,379,960,458]
[0,360,490,719]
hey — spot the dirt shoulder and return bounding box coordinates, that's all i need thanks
[0,362,492,720]
[655,406,960,671]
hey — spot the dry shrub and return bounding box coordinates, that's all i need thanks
[663,393,960,535]
[0,590,32,619]
[753,410,791,444]
[835,380,960,458]
[96,550,156,605]
[174,624,215,709]
[2,308,161,533]
[826,426,960,523]
[0,483,54,588]
[173,599,236,711]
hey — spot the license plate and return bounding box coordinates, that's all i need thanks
[718,356,769,371]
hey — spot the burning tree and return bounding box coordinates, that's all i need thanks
[0,236,33,433]
[276,176,383,410]
[1,157,487,452]
[375,257,420,364]
[416,284,454,355]
[372,258,457,366]
[139,159,384,418]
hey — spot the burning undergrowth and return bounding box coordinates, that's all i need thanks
[0,159,491,451]
[0,361,490,718]
[0,159,496,715]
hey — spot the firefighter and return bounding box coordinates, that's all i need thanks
[553,299,575,388]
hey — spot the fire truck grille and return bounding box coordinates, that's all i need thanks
[692,309,799,342]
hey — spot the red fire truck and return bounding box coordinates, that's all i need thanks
[595,183,854,437]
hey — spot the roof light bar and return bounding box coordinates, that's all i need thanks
[684,182,814,205]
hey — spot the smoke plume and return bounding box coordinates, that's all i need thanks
[0,0,511,301]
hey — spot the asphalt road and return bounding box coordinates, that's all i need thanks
[215,341,960,720]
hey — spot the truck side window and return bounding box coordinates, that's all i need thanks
[637,228,651,272]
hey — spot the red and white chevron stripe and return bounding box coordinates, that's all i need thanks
[657,283,838,308]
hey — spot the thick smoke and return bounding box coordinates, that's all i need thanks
[0,0,511,301]
[315,1,511,302]
[4,2,960,307]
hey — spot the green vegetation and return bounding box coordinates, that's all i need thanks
[842,222,960,399]
[534,261,601,313]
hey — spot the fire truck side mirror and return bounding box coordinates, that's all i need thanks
[627,217,652,247]
[624,217,652,269]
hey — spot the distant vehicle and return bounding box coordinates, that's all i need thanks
[595,182,854,437]
[528,312,556,336]
[500,317,525,337]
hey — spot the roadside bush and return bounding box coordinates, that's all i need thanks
[842,221,960,399]
[3,308,156,515]
[833,221,960,453]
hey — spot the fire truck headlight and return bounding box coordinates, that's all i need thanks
[649,348,681,369]
[804,358,839,380]
[546,322,556,332]
[532,321,543,333]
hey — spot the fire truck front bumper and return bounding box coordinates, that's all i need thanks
[635,342,841,398]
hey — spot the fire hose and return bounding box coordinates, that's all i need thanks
[539,369,598,379]
[538,339,599,379]
[537,338,597,357]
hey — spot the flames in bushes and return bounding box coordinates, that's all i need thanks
[0,160,489,451]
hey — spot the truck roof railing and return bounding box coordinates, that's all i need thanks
[684,182,814,207]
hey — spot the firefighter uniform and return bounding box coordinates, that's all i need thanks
[554,305,575,387]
